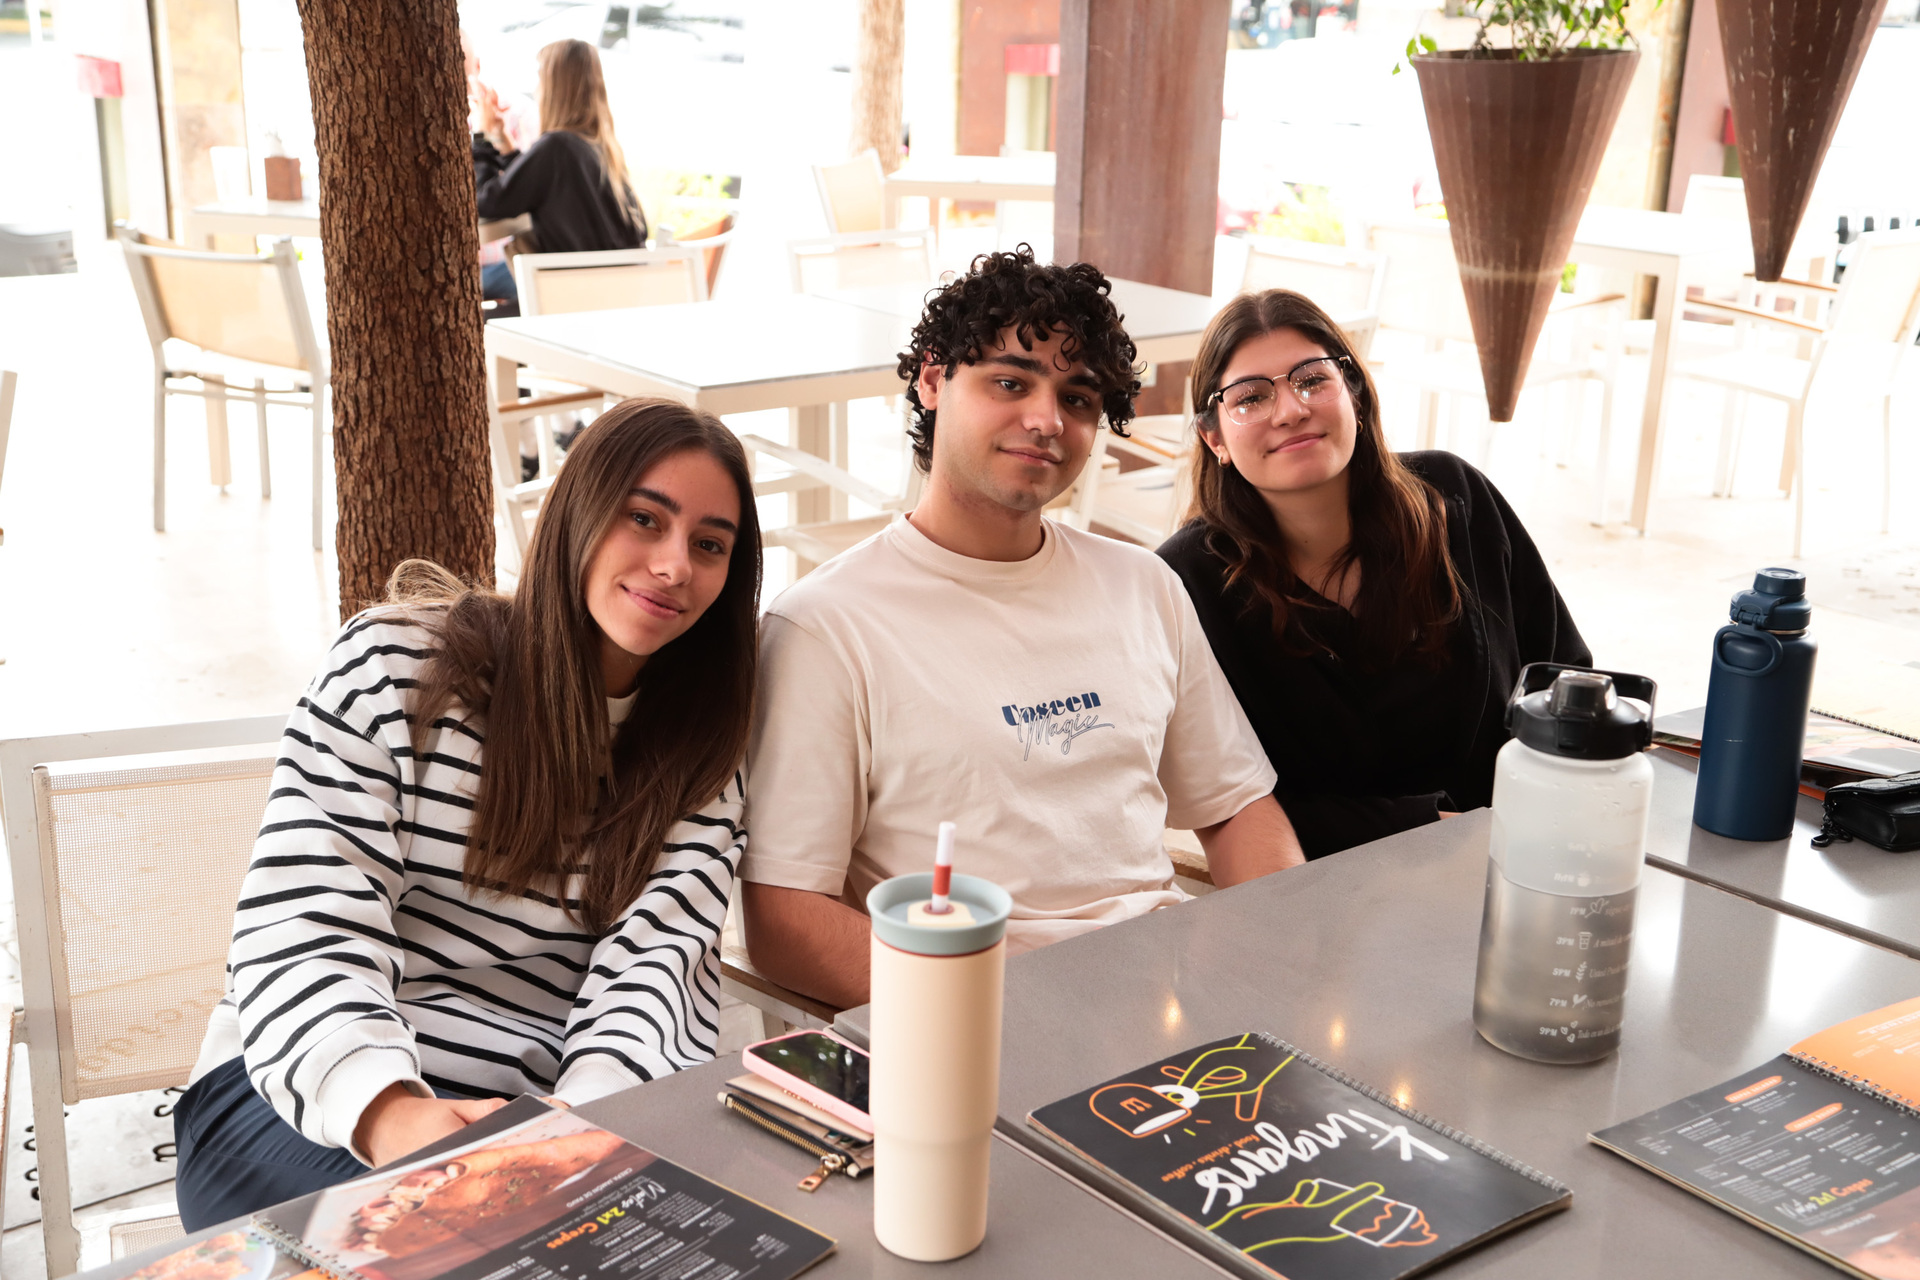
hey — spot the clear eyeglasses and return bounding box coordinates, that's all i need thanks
[1207,355,1354,425]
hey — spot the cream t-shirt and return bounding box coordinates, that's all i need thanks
[742,516,1278,954]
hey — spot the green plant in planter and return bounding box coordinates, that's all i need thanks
[1398,0,1649,67]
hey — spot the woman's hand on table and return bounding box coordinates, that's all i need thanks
[1438,810,1460,819]
[355,1083,509,1168]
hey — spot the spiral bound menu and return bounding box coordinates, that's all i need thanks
[124,1099,834,1280]
[1026,1032,1571,1280]
[1592,997,1920,1279]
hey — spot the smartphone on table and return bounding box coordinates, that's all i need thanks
[742,1030,872,1133]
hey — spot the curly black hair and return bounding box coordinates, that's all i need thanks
[895,245,1142,472]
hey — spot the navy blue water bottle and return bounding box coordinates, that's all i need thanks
[1693,568,1817,841]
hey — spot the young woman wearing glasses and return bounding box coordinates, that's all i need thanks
[1156,289,1590,859]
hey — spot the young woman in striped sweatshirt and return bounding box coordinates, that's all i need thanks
[173,398,761,1226]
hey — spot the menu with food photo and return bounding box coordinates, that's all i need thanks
[1593,997,1920,1279]
[252,1098,834,1280]
[124,1098,833,1280]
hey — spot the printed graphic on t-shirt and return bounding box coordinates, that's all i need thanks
[1000,690,1115,761]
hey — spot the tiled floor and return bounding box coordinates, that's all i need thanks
[1,253,1915,1279]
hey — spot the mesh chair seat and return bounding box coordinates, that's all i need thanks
[34,753,273,1102]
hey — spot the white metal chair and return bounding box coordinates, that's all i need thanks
[1072,417,1194,546]
[1237,236,1387,358]
[0,367,14,547]
[1672,227,1920,556]
[0,368,13,664]
[492,247,708,567]
[1367,217,1626,519]
[117,226,330,550]
[787,229,938,295]
[0,715,286,1277]
[812,149,887,234]
[511,245,707,315]
[738,428,923,573]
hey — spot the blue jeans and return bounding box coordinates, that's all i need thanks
[482,259,518,303]
[173,1057,492,1230]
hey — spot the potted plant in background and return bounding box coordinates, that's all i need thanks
[1404,0,1643,422]
[1718,0,1881,282]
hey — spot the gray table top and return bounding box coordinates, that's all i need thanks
[571,1055,1224,1277]
[84,1054,1223,1280]
[1644,748,1920,959]
[836,806,1920,1277]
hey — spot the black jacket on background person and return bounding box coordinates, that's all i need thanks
[473,130,646,256]
[1157,451,1591,860]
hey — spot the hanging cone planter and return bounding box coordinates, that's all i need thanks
[1719,0,1881,281]
[1413,48,1638,422]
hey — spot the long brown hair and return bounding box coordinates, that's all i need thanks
[1188,289,1462,666]
[537,39,638,213]
[397,399,760,930]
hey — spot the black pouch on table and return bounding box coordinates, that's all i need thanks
[718,1074,875,1191]
[1812,770,1920,851]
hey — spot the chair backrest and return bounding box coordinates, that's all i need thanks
[0,368,15,511]
[513,246,706,315]
[813,149,887,234]
[116,225,319,373]
[1238,237,1386,317]
[1682,174,1749,226]
[678,213,735,297]
[0,717,285,1105]
[1825,228,1920,346]
[788,229,936,295]
[1367,219,1476,344]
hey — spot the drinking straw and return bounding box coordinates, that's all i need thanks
[929,821,955,914]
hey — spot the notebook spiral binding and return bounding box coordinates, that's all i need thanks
[1810,707,1920,746]
[248,1218,365,1280]
[1788,1050,1920,1119]
[1250,1032,1570,1195]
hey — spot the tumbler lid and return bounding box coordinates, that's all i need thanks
[1730,567,1811,631]
[869,872,1011,956]
[1506,662,1657,760]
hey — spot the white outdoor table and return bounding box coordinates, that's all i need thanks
[484,293,914,533]
[826,275,1218,367]
[882,152,1056,228]
[183,198,319,248]
[184,199,529,249]
[1569,205,1728,536]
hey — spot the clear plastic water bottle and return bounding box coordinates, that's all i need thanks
[1473,665,1657,1064]
[1693,568,1817,842]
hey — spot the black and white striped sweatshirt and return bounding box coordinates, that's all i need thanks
[193,610,745,1157]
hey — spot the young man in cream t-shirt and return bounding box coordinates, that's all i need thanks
[741,249,1305,1008]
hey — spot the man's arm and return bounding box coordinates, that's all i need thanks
[1195,794,1305,887]
[741,882,872,1010]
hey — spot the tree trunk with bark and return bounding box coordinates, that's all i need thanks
[851,0,906,173]
[297,0,496,616]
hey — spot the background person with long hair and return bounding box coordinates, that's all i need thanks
[171,399,760,1227]
[1157,290,1590,860]
[473,38,648,304]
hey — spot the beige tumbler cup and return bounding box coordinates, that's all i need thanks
[867,871,1012,1262]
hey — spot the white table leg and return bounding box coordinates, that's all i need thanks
[828,401,850,522]
[204,374,232,488]
[791,402,830,576]
[1627,264,1680,535]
